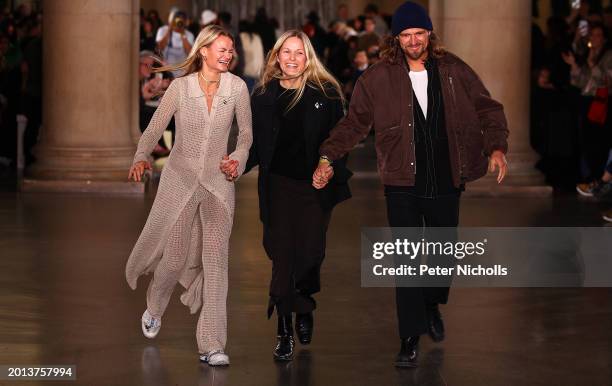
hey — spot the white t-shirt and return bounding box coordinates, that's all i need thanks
[155,25,195,67]
[409,70,428,117]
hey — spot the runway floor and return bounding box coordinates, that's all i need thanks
[1,144,611,386]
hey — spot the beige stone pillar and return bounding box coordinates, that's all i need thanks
[428,0,444,38]
[435,0,551,196]
[25,0,141,192]
[131,0,142,144]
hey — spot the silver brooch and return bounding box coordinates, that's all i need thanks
[315,102,322,109]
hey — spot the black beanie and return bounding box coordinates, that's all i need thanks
[391,1,433,36]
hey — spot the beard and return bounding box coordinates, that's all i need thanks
[402,43,428,60]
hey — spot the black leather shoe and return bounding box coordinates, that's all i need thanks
[273,315,294,361]
[426,304,445,342]
[394,336,419,368]
[295,312,313,345]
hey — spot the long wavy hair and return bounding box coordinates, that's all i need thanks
[258,30,344,111]
[380,31,446,64]
[154,24,234,77]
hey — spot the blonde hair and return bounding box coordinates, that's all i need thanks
[155,24,234,77]
[258,30,344,111]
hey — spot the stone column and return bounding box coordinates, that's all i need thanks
[436,0,551,196]
[130,0,141,145]
[428,0,444,39]
[25,0,141,193]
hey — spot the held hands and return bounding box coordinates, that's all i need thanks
[312,160,334,189]
[488,150,508,184]
[220,155,239,181]
[128,161,152,182]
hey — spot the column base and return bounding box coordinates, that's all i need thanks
[27,145,135,181]
[22,145,143,194]
[464,151,553,197]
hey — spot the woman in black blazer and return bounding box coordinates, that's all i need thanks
[245,30,352,361]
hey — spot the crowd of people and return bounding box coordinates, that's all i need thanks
[137,3,393,160]
[138,4,389,102]
[530,2,611,221]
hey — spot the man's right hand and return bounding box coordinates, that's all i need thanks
[128,161,152,182]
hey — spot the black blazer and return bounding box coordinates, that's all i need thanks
[245,79,352,225]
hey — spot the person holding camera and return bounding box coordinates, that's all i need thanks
[156,9,194,76]
[126,25,252,367]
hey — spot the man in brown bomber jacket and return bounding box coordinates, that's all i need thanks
[312,1,508,368]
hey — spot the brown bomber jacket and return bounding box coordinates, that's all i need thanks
[320,51,509,187]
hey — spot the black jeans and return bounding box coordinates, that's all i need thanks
[385,192,460,338]
[264,174,332,317]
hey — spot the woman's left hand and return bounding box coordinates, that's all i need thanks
[220,155,239,181]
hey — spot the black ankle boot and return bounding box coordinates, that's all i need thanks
[295,312,313,345]
[394,336,419,368]
[273,315,294,361]
[426,304,445,342]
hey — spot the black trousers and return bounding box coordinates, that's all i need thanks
[264,173,332,317]
[385,192,460,338]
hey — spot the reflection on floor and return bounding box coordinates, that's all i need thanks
[1,142,611,386]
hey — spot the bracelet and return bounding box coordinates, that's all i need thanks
[319,155,332,165]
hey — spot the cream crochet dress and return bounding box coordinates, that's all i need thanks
[125,71,252,314]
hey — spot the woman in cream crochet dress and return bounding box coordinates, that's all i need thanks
[125,25,252,366]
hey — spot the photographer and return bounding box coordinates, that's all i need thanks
[155,9,194,76]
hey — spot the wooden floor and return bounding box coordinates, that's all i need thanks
[1,142,611,386]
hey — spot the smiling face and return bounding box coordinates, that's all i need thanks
[200,35,234,73]
[397,27,430,61]
[277,36,307,78]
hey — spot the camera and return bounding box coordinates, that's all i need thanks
[174,17,185,29]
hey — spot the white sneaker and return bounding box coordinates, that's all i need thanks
[199,350,230,366]
[141,310,161,339]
